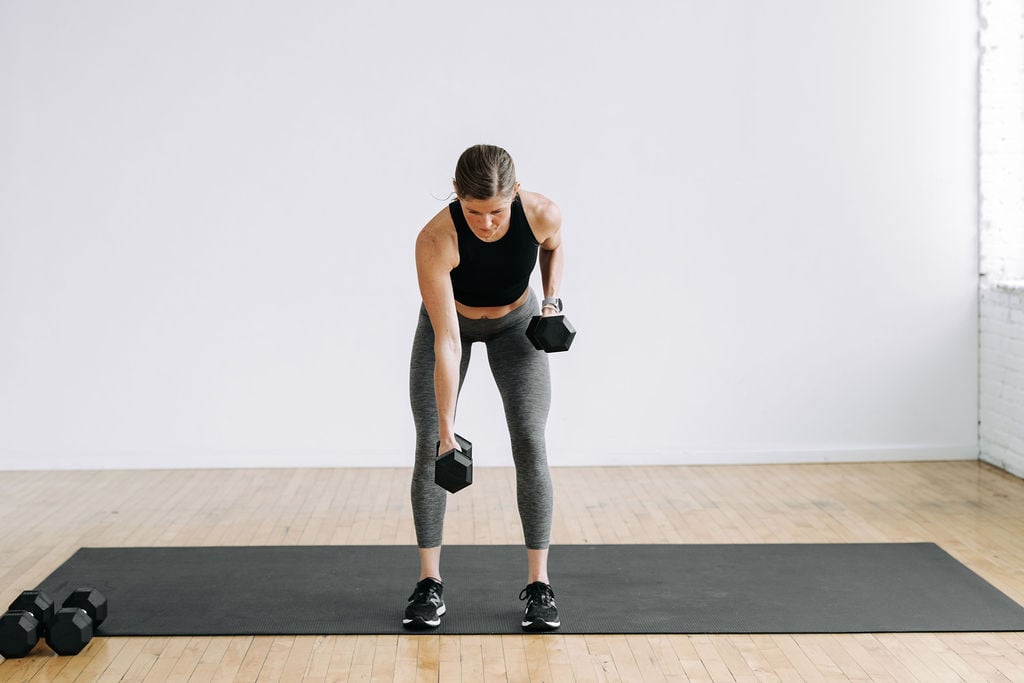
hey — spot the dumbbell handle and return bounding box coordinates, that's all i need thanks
[436,434,472,458]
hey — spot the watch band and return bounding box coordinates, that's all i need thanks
[541,297,563,313]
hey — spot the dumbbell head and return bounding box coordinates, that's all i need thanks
[0,610,41,659]
[525,315,576,353]
[8,590,55,630]
[63,587,107,627]
[45,608,93,656]
[434,434,473,493]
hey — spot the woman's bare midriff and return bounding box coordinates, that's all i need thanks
[455,288,530,320]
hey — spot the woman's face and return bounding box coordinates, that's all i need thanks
[460,195,514,241]
[457,181,520,242]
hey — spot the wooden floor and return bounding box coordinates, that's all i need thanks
[1,461,1023,681]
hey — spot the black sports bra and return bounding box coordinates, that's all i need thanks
[449,196,540,307]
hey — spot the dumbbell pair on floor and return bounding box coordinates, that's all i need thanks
[0,588,107,658]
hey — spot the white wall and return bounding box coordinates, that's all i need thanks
[0,1,979,470]
[979,0,1024,479]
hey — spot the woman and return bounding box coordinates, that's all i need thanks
[406,144,565,632]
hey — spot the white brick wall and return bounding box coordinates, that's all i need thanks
[980,285,1024,475]
[979,0,1024,477]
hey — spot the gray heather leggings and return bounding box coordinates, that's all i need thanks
[409,290,553,550]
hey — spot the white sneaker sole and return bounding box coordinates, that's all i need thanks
[522,618,560,631]
[403,603,446,628]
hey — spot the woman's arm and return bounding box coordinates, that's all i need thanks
[529,195,564,316]
[539,240,564,315]
[415,217,462,454]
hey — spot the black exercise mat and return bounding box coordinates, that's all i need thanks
[35,543,1024,635]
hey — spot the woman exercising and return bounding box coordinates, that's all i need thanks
[406,144,564,632]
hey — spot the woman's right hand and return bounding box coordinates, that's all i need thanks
[437,435,460,456]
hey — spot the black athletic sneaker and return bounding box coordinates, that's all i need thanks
[403,578,445,630]
[519,581,560,632]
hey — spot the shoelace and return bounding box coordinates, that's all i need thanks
[519,582,555,606]
[408,580,441,603]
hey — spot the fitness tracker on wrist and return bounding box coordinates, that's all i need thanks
[541,297,563,313]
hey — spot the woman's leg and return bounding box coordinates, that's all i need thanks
[527,548,550,584]
[409,306,472,579]
[485,298,561,630]
[485,300,554,566]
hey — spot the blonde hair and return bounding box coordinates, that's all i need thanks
[453,144,517,200]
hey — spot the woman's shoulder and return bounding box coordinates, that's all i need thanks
[416,203,459,265]
[420,202,458,238]
[519,190,562,240]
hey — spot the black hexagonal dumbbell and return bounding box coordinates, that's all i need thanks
[0,590,54,659]
[47,607,94,656]
[434,434,473,493]
[0,611,42,659]
[63,588,108,628]
[0,587,107,659]
[48,588,107,656]
[46,589,106,655]
[526,314,576,353]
